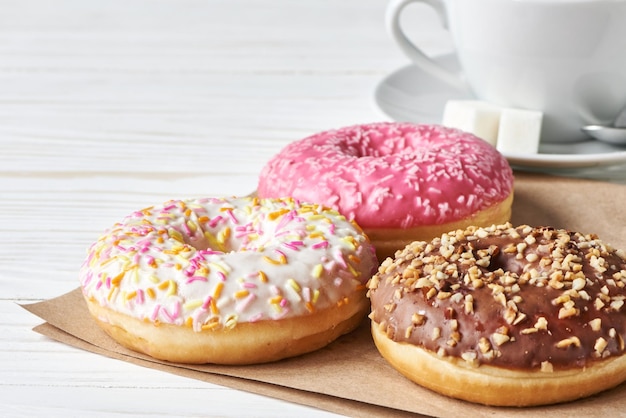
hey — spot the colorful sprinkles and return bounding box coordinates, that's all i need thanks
[257,122,514,228]
[80,196,377,332]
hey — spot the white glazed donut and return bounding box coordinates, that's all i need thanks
[80,196,377,364]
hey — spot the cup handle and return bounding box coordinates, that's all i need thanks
[386,0,469,91]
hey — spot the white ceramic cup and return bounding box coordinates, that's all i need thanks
[387,0,626,143]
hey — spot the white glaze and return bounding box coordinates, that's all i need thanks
[80,197,377,330]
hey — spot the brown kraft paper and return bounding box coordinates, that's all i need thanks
[22,172,626,417]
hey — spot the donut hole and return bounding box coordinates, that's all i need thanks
[184,233,216,252]
[494,252,528,277]
[183,224,281,256]
[351,142,416,159]
[334,127,421,159]
[172,224,236,254]
[475,245,524,276]
[336,140,380,159]
[185,232,247,254]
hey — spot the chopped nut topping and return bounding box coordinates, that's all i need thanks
[414,277,431,289]
[589,318,602,331]
[450,331,461,343]
[558,303,579,319]
[552,294,570,305]
[548,277,565,290]
[556,336,581,349]
[464,294,474,314]
[541,361,554,373]
[525,253,539,262]
[385,324,394,339]
[383,302,396,313]
[402,268,416,279]
[476,258,490,268]
[492,332,510,346]
[449,319,459,331]
[437,291,452,300]
[404,326,413,339]
[450,292,463,304]
[610,299,625,311]
[572,277,586,291]
[482,349,496,360]
[478,337,491,353]
[368,223,626,370]
[411,312,426,326]
[471,278,484,289]
[493,292,507,307]
[512,312,527,326]
[461,351,479,367]
[503,244,517,254]
[504,305,517,325]
[431,327,441,341]
[534,317,548,330]
[594,337,608,356]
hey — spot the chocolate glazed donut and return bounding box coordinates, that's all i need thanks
[367,223,626,406]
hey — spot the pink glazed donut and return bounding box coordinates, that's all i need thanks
[257,122,514,260]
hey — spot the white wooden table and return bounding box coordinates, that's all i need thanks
[2,1,623,417]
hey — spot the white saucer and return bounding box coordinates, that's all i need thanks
[374,54,626,170]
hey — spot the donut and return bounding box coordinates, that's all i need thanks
[79,196,377,365]
[367,223,626,406]
[257,122,514,260]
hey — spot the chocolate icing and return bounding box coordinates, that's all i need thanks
[368,224,626,371]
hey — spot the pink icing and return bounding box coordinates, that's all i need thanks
[257,122,514,229]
